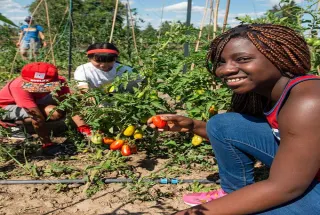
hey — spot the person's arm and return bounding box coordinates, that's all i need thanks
[12,83,52,144]
[147,114,207,138]
[16,30,23,47]
[175,83,320,215]
[38,31,47,47]
[24,107,51,143]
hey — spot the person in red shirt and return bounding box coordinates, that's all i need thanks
[0,62,83,154]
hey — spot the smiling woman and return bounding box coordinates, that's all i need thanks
[147,24,320,215]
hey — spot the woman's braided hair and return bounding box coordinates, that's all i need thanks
[206,24,311,117]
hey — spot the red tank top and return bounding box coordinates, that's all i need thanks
[264,75,320,181]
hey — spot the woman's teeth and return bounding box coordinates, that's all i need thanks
[226,78,246,83]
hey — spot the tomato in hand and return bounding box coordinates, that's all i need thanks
[110,140,124,150]
[152,116,167,128]
[121,144,131,156]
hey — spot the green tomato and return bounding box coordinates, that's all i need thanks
[91,133,103,144]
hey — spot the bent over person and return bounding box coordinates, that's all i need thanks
[0,62,70,155]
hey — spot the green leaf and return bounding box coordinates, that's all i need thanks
[0,13,18,27]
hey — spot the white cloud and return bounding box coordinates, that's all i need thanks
[0,0,24,10]
[145,2,205,13]
[120,0,134,5]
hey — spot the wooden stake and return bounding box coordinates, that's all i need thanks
[44,0,56,65]
[127,0,142,65]
[191,0,209,70]
[213,0,220,38]
[109,0,119,43]
[45,4,69,61]
[222,0,231,32]
[208,0,214,41]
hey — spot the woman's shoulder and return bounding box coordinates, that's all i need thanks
[281,78,320,116]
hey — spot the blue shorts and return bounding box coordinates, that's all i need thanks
[20,39,41,52]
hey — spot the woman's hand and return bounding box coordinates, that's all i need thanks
[147,114,194,132]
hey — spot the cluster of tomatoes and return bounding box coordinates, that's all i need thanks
[90,114,209,155]
[90,125,142,156]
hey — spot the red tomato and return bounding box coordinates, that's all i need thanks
[110,140,124,150]
[130,144,138,154]
[152,116,167,128]
[121,145,131,156]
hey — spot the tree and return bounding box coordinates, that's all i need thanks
[268,0,303,26]
[28,0,127,47]
[141,23,157,40]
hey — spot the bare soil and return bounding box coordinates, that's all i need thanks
[0,122,268,215]
[0,151,218,215]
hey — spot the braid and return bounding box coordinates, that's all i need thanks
[206,24,311,116]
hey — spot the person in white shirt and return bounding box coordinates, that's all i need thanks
[73,42,139,136]
[74,42,135,90]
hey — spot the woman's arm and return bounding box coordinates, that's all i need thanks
[175,83,320,215]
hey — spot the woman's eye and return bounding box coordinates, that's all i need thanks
[217,60,226,66]
[237,57,251,62]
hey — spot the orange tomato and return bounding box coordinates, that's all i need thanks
[103,137,115,145]
[110,140,124,150]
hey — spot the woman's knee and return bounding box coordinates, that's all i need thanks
[206,112,248,140]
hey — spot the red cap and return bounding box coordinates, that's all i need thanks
[21,62,58,83]
[21,62,61,93]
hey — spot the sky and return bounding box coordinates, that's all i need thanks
[0,0,306,29]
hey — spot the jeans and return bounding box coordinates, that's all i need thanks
[206,112,320,214]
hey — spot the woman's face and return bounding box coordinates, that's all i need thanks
[215,37,282,96]
[90,59,115,72]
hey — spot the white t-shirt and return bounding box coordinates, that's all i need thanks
[74,62,133,88]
